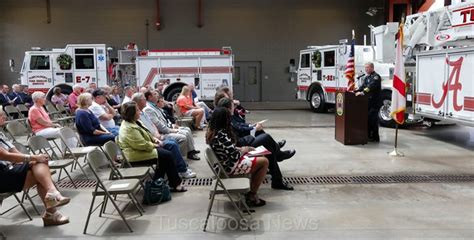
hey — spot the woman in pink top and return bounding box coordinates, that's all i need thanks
[176,86,205,130]
[28,92,62,139]
[50,87,68,106]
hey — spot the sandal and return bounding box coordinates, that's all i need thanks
[43,211,70,226]
[171,184,188,193]
[245,193,266,207]
[45,191,70,210]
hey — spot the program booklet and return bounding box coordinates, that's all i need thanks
[247,146,271,157]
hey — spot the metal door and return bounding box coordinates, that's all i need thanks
[233,61,261,102]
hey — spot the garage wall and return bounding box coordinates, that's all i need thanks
[0,0,384,101]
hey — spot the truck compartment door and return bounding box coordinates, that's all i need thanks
[447,52,474,123]
[415,54,448,118]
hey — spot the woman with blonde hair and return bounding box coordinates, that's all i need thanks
[75,93,115,146]
[176,86,205,130]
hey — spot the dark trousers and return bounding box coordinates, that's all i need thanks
[130,148,182,188]
[162,139,187,173]
[249,133,284,184]
[368,108,380,140]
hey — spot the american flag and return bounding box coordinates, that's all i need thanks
[345,38,356,92]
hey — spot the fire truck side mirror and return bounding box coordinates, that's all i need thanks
[289,59,296,73]
[9,59,15,72]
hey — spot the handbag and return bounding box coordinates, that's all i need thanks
[142,178,171,205]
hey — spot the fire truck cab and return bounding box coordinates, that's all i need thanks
[296,45,393,114]
[19,44,108,95]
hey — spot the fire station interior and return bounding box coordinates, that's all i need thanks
[1,0,473,239]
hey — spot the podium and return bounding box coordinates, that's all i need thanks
[335,91,368,145]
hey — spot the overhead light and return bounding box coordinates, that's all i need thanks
[366,7,379,16]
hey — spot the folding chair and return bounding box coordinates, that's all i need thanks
[0,193,33,221]
[16,104,29,114]
[59,127,96,175]
[3,105,25,121]
[83,149,143,234]
[28,135,78,188]
[5,120,31,145]
[102,141,152,187]
[172,102,193,128]
[55,104,74,117]
[44,103,74,125]
[203,147,252,232]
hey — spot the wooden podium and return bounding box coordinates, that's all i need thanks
[335,91,368,145]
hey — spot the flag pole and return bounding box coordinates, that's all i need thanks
[389,123,404,157]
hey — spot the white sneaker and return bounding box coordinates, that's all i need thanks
[179,170,197,179]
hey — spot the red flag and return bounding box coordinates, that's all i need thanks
[390,24,406,124]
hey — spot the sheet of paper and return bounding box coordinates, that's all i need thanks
[109,183,130,189]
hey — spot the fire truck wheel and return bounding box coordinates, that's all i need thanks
[166,87,183,102]
[378,91,396,128]
[309,90,327,113]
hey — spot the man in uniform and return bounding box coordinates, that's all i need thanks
[355,62,382,142]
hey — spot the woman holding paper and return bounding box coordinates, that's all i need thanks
[206,107,268,207]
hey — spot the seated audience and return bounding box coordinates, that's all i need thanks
[217,97,295,190]
[176,86,205,130]
[111,85,122,106]
[20,85,33,107]
[132,93,196,178]
[89,89,119,136]
[143,90,200,160]
[189,84,212,119]
[68,84,82,113]
[28,92,62,140]
[9,84,25,105]
[118,102,187,192]
[207,107,268,207]
[0,107,70,226]
[121,86,135,104]
[75,93,116,146]
[218,86,248,119]
[0,85,12,107]
[50,87,68,106]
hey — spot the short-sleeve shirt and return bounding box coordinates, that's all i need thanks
[68,92,79,112]
[28,105,52,133]
[176,96,193,114]
[89,101,115,128]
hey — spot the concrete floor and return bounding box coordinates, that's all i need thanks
[1,110,473,239]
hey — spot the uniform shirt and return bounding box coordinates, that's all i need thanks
[356,71,382,109]
[89,101,115,129]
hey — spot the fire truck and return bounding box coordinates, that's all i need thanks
[295,44,394,125]
[15,44,233,101]
[372,1,474,127]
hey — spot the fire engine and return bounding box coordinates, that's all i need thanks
[295,44,394,124]
[14,44,233,102]
[372,0,474,127]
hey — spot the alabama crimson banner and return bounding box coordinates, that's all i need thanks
[390,24,406,125]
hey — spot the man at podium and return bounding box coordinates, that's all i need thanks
[355,62,382,142]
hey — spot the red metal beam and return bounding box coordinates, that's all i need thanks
[418,0,435,12]
[156,0,161,30]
